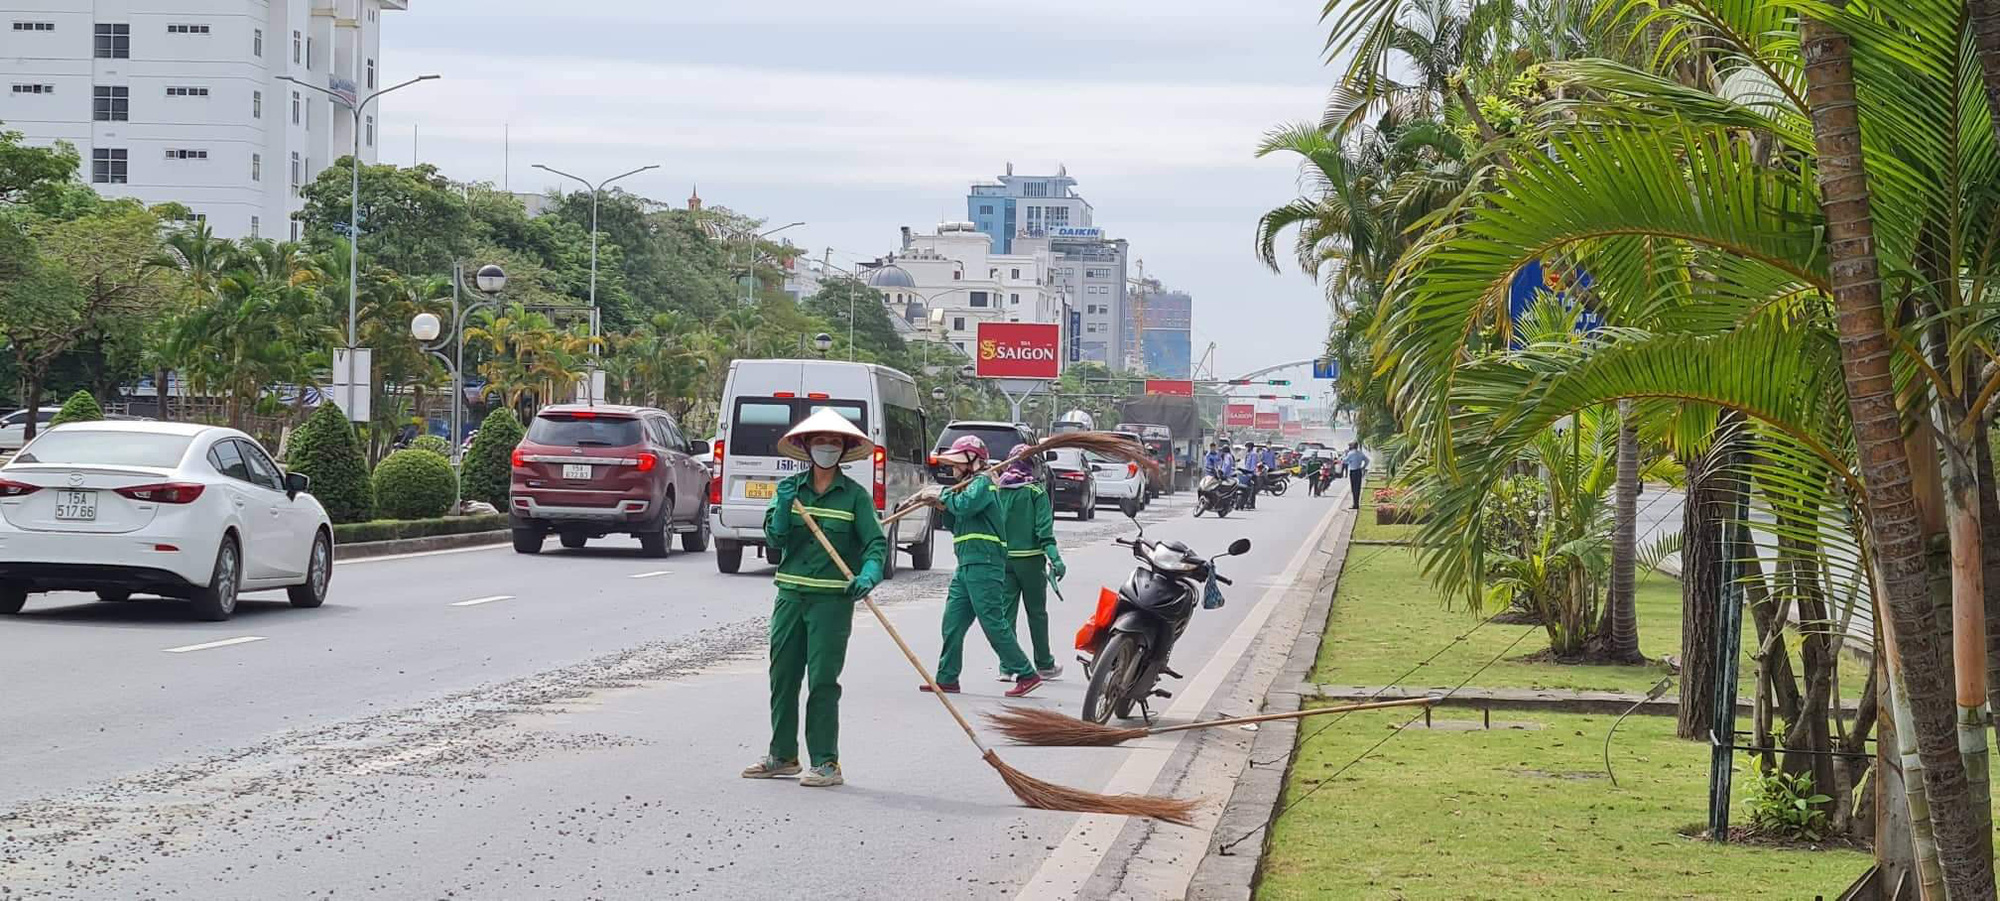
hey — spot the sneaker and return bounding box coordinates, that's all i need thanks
[1037,664,1064,681]
[799,763,844,787]
[741,756,801,779]
[1005,674,1044,698]
[919,682,961,693]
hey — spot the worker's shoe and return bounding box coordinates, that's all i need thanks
[1037,663,1064,681]
[919,682,961,694]
[799,763,843,787]
[740,756,801,779]
[996,668,1014,682]
[1005,674,1044,698]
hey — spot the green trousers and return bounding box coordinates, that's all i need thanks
[936,564,1031,684]
[1003,558,1056,672]
[767,590,856,767]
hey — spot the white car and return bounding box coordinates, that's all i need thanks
[1086,450,1147,518]
[0,407,62,452]
[0,422,334,621]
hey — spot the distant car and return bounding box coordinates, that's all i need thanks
[0,407,62,452]
[508,404,711,557]
[930,421,1045,487]
[1044,448,1098,520]
[0,421,333,621]
[1086,450,1147,518]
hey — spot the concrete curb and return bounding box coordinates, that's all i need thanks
[335,530,509,561]
[1183,510,1355,901]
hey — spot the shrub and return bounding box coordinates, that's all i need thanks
[410,434,452,457]
[1745,769,1831,842]
[333,513,508,544]
[372,448,458,520]
[462,407,523,508]
[287,403,375,523]
[49,390,103,427]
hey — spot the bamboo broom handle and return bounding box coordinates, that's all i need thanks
[790,500,990,755]
[878,450,1024,527]
[1143,696,1437,736]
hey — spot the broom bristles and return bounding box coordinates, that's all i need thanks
[1023,431,1160,478]
[982,750,1197,826]
[984,706,1148,747]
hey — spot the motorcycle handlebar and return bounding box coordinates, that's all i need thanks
[1215,574,1233,586]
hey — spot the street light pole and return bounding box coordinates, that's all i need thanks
[280,73,439,348]
[738,221,804,304]
[528,163,659,338]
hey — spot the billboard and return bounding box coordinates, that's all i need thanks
[975,322,1062,379]
[1282,421,1304,437]
[1254,411,1282,431]
[1224,404,1256,428]
[1145,379,1193,396]
[1141,328,1192,379]
[1051,226,1104,240]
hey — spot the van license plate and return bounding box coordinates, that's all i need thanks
[745,480,776,499]
[562,464,592,480]
[54,490,97,521]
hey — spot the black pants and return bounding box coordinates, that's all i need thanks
[1348,469,1366,508]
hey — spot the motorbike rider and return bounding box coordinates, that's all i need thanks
[994,444,1066,681]
[919,435,1042,697]
[1260,444,1279,493]
[1237,443,1259,510]
[1203,443,1221,477]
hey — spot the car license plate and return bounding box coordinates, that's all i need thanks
[745,480,776,499]
[54,489,97,521]
[562,464,592,480]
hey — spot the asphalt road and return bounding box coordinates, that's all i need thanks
[0,484,1343,900]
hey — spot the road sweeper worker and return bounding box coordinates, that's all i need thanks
[918,435,1043,698]
[741,408,886,789]
[995,444,1066,682]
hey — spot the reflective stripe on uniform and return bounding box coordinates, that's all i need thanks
[954,533,1003,544]
[775,573,850,591]
[800,506,855,522]
[1007,548,1046,558]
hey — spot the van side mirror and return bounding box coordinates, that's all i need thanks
[689,439,710,457]
[285,471,311,499]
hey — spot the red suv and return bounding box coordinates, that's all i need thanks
[508,404,711,556]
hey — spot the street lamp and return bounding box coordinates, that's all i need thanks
[412,264,507,474]
[813,332,834,357]
[738,222,805,303]
[528,163,659,341]
[278,73,440,349]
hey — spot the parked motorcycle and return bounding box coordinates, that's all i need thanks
[1193,473,1237,518]
[1076,525,1253,723]
[1264,467,1292,497]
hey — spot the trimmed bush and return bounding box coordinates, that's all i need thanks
[462,407,524,508]
[410,434,452,457]
[49,390,103,427]
[287,403,375,523]
[372,449,458,520]
[333,513,508,545]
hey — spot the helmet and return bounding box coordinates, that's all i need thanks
[938,434,989,465]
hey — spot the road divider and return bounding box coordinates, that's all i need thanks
[163,636,267,654]
[449,595,515,607]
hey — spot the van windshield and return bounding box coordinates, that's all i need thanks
[730,399,867,458]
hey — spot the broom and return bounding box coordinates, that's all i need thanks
[880,431,1158,528]
[983,696,1439,748]
[790,500,1197,825]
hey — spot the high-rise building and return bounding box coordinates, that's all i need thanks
[1127,281,1192,378]
[862,222,1067,357]
[967,163,1094,255]
[4,0,407,239]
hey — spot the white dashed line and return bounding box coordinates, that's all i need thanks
[449,595,515,607]
[627,570,674,579]
[163,636,267,654]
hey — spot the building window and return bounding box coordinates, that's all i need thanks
[252,90,261,118]
[253,28,262,56]
[306,36,313,66]
[251,153,261,181]
[1010,293,1020,305]
[951,271,961,281]
[365,115,374,146]
[166,211,206,227]
[166,86,210,97]
[250,216,260,238]
[289,221,299,241]
[305,98,311,129]
[366,58,376,89]
[10,84,54,95]
[1024,181,1049,197]
[164,149,209,160]
[93,86,129,121]
[1010,268,1020,279]
[292,30,301,64]
[952,317,966,331]
[969,292,988,308]
[978,204,993,215]
[94,23,130,58]
[291,91,300,124]
[12,21,55,32]
[290,152,301,195]
[166,23,211,34]
[91,148,127,184]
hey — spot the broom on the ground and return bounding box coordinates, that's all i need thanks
[983,696,1439,747]
[880,431,1158,528]
[790,500,1197,825]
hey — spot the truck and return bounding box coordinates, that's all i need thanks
[1116,394,1208,494]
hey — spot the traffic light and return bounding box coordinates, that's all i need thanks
[1227,379,1292,387]
[1257,394,1278,400]
[1268,380,1291,386]
[1291,395,1311,400]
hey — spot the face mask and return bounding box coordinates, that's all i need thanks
[810,443,843,468]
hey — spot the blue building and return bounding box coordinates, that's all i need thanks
[967,163,1093,254]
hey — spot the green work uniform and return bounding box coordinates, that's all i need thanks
[996,481,1062,672]
[763,471,886,768]
[934,474,1033,683]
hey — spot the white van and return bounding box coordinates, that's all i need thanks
[708,359,938,577]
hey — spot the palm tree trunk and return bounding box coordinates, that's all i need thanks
[1606,398,1643,662]
[21,371,43,442]
[1678,433,1730,739]
[1975,421,2000,749]
[1803,15,1994,896]
[156,367,172,422]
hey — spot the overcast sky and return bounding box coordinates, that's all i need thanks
[377,0,1338,381]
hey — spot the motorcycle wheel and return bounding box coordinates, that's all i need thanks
[1216,502,1230,518]
[1193,498,1206,517]
[1082,633,1144,724]
[1270,479,1288,497]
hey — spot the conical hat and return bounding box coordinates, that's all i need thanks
[778,408,873,464]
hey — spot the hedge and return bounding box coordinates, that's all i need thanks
[333,514,509,545]
[50,390,103,427]
[462,407,524,508]
[288,403,375,523]
[372,448,458,520]
[410,434,453,457]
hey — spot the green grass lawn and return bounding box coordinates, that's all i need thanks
[1256,710,1866,900]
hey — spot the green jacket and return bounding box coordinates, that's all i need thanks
[995,481,1060,567]
[936,474,1007,568]
[765,471,887,597]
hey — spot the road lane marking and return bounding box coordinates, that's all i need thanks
[627,570,673,579]
[1016,500,1342,901]
[163,636,267,654]
[449,595,514,607]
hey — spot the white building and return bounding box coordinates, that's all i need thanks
[3,0,406,240]
[862,222,1069,357]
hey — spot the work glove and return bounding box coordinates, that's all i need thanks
[1047,554,1066,582]
[913,485,947,509]
[773,476,801,515]
[847,559,883,600]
